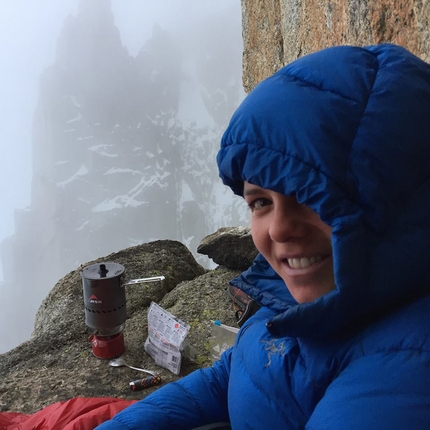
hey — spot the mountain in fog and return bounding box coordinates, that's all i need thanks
[0,0,246,353]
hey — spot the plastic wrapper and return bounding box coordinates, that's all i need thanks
[209,320,239,362]
[144,302,190,375]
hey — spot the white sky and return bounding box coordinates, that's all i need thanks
[0,0,240,282]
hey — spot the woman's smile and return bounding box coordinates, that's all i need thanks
[281,254,332,273]
[285,255,323,269]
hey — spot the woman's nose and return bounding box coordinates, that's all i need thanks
[268,204,303,243]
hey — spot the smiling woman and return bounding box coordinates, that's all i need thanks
[97,44,430,430]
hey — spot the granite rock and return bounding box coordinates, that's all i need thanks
[197,226,258,270]
[241,0,430,92]
[0,233,250,414]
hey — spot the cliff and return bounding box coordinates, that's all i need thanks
[0,0,246,354]
[241,0,430,92]
[0,227,257,414]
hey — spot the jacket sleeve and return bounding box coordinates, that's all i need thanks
[306,350,430,430]
[95,347,232,430]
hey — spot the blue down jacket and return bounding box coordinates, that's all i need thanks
[97,44,430,429]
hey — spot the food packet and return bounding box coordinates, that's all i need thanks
[144,302,190,375]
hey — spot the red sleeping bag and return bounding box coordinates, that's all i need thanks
[0,397,136,429]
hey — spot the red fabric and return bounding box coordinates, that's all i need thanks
[0,397,136,430]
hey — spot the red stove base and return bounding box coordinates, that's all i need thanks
[89,332,125,359]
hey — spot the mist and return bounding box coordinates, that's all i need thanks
[0,0,247,354]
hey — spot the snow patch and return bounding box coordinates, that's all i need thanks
[99,152,119,158]
[66,112,82,124]
[92,195,148,212]
[56,164,89,188]
[75,220,89,231]
[182,236,194,249]
[64,95,81,108]
[104,168,140,175]
[87,144,119,157]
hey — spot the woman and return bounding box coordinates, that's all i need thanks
[97,44,430,429]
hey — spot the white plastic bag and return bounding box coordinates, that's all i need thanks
[144,302,190,375]
[210,320,239,362]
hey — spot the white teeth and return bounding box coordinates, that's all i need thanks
[287,256,322,269]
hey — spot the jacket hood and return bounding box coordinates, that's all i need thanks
[217,44,430,338]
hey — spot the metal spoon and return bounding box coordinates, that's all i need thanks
[122,276,165,286]
[109,358,158,376]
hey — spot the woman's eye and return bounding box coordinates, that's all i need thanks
[248,198,270,211]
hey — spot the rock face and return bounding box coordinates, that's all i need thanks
[241,0,430,92]
[0,230,254,414]
[0,0,247,354]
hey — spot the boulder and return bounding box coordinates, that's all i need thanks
[197,226,258,271]
[0,233,251,414]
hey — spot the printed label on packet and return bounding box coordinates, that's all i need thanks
[144,302,190,375]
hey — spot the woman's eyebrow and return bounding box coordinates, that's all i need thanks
[243,187,261,196]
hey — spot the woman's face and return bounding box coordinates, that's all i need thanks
[244,182,336,303]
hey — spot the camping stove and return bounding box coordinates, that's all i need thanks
[80,262,126,359]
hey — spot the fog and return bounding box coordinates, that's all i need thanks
[0,0,247,353]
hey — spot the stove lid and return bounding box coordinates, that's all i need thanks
[80,262,125,280]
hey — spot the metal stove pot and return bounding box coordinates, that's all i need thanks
[81,262,126,333]
[80,262,126,358]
